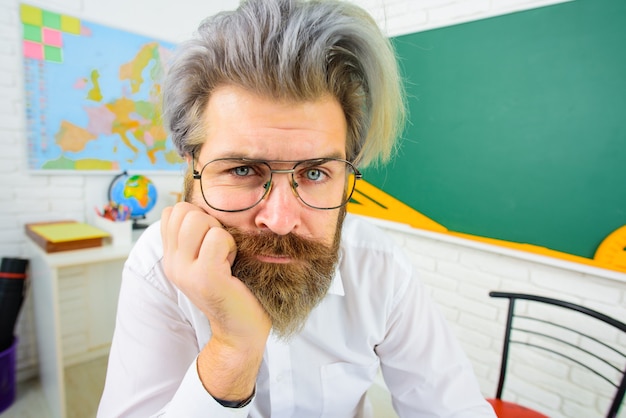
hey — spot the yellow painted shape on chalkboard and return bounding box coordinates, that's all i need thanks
[448,231,622,272]
[348,180,626,274]
[594,225,626,271]
[347,180,447,232]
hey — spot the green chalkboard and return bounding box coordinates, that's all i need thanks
[364,0,626,259]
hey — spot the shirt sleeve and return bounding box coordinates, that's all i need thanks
[156,359,253,417]
[375,264,496,418]
[97,243,252,417]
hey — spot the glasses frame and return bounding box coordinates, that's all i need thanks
[192,156,362,212]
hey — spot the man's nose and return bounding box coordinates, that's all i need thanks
[254,174,301,235]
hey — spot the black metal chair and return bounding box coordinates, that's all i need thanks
[488,291,626,418]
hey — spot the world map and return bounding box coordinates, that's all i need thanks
[21,4,183,171]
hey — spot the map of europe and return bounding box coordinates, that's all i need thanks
[21,4,183,171]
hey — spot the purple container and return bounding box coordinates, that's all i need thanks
[0,337,17,413]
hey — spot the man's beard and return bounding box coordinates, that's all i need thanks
[224,209,344,339]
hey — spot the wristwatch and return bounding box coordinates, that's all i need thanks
[213,390,254,408]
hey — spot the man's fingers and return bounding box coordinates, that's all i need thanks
[161,202,235,277]
[199,226,238,268]
[177,210,222,260]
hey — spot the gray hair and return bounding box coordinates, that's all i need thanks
[163,0,405,168]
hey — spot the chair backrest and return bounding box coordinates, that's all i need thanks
[490,291,626,418]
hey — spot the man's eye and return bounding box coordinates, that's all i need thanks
[233,166,251,176]
[305,168,324,181]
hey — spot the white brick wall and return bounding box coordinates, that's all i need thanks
[3,0,624,417]
[355,0,573,36]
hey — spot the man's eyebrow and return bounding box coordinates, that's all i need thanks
[213,152,347,162]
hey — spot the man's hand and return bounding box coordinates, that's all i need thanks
[161,202,271,402]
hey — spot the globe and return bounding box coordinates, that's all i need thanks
[108,172,158,229]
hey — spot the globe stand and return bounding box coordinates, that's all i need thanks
[131,216,149,230]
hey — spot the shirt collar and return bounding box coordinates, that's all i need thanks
[327,248,345,296]
[327,268,345,296]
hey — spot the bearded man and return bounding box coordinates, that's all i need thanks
[98,1,496,417]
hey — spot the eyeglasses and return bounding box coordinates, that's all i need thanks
[193,157,362,212]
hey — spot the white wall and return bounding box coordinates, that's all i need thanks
[2,0,625,417]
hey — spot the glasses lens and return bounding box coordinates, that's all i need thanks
[198,158,358,212]
[199,159,270,211]
[291,159,357,209]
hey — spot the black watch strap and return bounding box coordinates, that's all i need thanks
[213,391,254,408]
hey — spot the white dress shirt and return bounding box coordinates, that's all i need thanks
[97,214,496,417]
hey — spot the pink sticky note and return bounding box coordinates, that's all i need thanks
[23,40,44,59]
[42,28,63,47]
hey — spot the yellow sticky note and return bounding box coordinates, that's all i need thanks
[61,15,81,35]
[20,4,43,27]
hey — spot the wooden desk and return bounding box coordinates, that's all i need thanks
[26,238,135,418]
